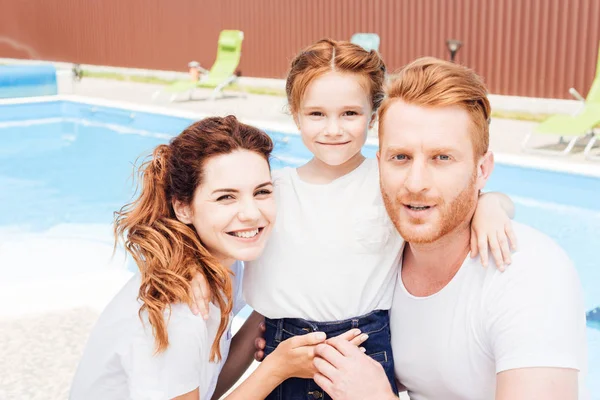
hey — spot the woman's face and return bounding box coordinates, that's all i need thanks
[174,150,276,266]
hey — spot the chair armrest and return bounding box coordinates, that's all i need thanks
[569,87,586,102]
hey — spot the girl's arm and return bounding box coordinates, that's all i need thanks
[211,312,265,400]
[472,191,518,270]
[484,191,515,218]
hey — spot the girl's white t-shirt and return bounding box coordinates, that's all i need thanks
[70,261,245,400]
[244,158,404,321]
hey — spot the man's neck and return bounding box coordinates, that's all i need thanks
[402,223,472,297]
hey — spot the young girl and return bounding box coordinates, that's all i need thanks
[193,40,516,399]
[70,116,364,400]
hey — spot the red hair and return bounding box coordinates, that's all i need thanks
[380,57,491,157]
[114,115,273,361]
[286,38,386,114]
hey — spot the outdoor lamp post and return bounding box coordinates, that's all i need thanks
[446,39,463,62]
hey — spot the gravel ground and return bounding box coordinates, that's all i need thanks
[0,308,99,400]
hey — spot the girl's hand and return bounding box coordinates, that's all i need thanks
[471,192,518,271]
[188,272,211,319]
[270,329,367,380]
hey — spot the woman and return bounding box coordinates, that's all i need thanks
[70,115,364,400]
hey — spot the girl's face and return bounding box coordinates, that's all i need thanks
[173,150,276,267]
[295,71,376,167]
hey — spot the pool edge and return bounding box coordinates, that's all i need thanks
[2,94,599,179]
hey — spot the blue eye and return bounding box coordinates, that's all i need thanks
[436,155,451,161]
[392,154,407,161]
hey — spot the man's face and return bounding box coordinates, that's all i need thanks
[377,100,492,244]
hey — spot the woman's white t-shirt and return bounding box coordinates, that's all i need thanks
[244,158,404,321]
[70,261,245,400]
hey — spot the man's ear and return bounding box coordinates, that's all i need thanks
[172,199,193,224]
[476,151,494,191]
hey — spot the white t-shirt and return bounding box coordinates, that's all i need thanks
[244,158,404,321]
[70,261,245,400]
[390,222,589,399]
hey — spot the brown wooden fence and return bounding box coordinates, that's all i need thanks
[1,0,599,99]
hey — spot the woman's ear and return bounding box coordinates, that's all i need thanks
[172,199,193,224]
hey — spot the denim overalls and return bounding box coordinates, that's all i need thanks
[263,309,398,400]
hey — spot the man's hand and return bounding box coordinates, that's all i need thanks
[269,329,368,381]
[313,337,396,400]
[254,325,369,363]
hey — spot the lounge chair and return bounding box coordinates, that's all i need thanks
[153,30,244,102]
[522,42,600,159]
[350,33,380,52]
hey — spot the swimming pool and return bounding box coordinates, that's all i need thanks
[1,97,599,397]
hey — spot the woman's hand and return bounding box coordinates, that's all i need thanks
[188,272,211,319]
[254,321,266,361]
[268,329,367,380]
[222,329,364,400]
[471,192,518,271]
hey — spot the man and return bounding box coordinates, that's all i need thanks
[312,58,589,399]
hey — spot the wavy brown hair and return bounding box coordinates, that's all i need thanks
[286,38,387,115]
[114,115,273,362]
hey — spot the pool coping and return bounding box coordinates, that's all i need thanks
[2,94,600,179]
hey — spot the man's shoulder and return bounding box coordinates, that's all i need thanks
[480,221,581,308]
[474,221,577,305]
[477,224,587,383]
[509,221,572,270]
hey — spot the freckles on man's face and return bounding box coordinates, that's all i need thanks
[378,100,481,243]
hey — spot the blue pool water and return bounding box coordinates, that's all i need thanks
[0,65,58,99]
[1,100,599,396]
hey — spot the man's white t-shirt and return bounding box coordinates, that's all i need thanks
[390,222,589,399]
[244,158,404,321]
[70,261,245,400]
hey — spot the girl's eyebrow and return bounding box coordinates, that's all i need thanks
[302,104,364,110]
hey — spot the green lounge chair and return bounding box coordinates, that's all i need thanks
[153,30,244,102]
[522,42,600,158]
[350,33,380,52]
